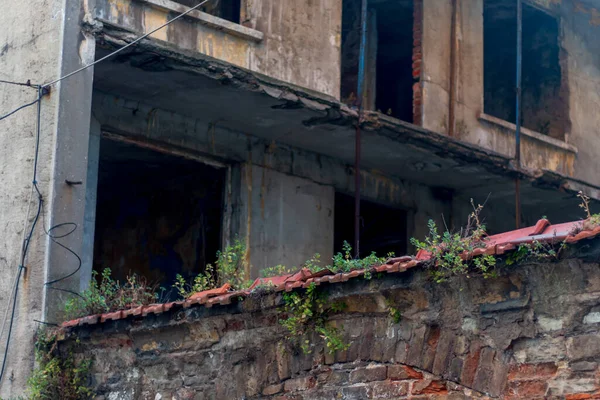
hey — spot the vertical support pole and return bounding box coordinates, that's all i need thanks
[355,0,368,258]
[448,0,458,137]
[515,0,522,228]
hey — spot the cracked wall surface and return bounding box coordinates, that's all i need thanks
[94,0,343,98]
[0,0,96,396]
[0,0,64,396]
[61,254,600,399]
[420,0,600,186]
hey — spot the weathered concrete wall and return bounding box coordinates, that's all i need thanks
[0,0,96,395]
[238,165,335,277]
[92,91,453,273]
[419,0,600,184]
[62,256,600,399]
[561,0,600,188]
[94,0,342,98]
[0,0,64,396]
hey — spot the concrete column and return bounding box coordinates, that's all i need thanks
[42,1,96,322]
[80,117,101,291]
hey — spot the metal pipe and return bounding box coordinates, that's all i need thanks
[355,0,368,258]
[448,0,458,137]
[515,0,522,228]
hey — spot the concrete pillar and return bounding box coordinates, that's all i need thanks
[80,117,100,291]
[41,2,96,322]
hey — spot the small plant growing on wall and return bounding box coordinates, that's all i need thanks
[410,199,497,283]
[174,238,252,298]
[26,329,94,400]
[304,242,392,277]
[280,282,349,355]
[578,191,600,228]
[64,269,160,320]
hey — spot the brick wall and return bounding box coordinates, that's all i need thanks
[412,0,423,125]
[61,255,600,399]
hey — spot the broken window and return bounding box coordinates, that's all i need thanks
[341,0,415,123]
[334,193,408,258]
[174,0,241,24]
[484,1,567,139]
[93,138,225,297]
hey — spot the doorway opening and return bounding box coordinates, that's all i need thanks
[93,138,225,296]
[334,193,408,258]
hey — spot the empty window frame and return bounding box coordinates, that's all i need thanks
[484,0,566,139]
[174,0,241,24]
[341,0,415,123]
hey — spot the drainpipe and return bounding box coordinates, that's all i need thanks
[515,0,522,228]
[355,0,368,258]
[448,0,458,137]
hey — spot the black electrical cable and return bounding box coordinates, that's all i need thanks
[41,207,84,299]
[0,88,44,384]
[0,97,40,122]
[0,79,38,88]
[0,0,211,124]
[0,0,214,383]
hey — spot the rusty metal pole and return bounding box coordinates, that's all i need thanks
[448,0,458,137]
[355,0,368,258]
[515,0,522,228]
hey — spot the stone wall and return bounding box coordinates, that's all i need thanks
[61,253,600,399]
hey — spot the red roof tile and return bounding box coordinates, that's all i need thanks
[61,218,600,330]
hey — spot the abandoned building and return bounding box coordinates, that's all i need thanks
[1,0,600,398]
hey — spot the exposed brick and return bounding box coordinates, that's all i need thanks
[569,335,600,361]
[263,383,283,395]
[565,392,600,400]
[412,380,448,395]
[448,358,464,382]
[388,365,423,380]
[471,347,509,397]
[276,343,291,380]
[327,370,349,386]
[411,0,423,125]
[422,325,441,372]
[369,381,409,398]
[570,361,598,371]
[506,380,548,399]
[508,362,558,380]
[407,326,427,368]
[394,341,409,364]
[460,342,482,387]
[283,376,316,392]
[349,365,387,383]
[432,331,453,376]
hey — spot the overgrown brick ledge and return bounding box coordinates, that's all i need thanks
[58,218,600,399]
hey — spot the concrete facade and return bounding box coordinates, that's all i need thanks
[1,0,600,396]
[419,0,600,186]
[0,0,95,396]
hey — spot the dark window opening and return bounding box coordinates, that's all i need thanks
[174,0,241,24]
[341,0,415,123]
[484,1,566,139]
[334,193,408,258]
[93,138,225,298]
